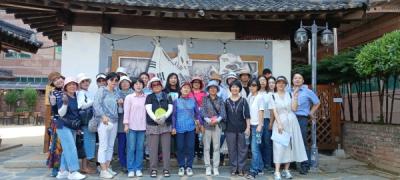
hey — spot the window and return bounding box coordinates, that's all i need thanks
[4,51,32,59]
[55,46,62,60]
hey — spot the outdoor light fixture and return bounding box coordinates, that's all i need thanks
[63,32,67,40]
[294,20,335,173]
[294,22,308,50]
[223,42,227,53]
[111,40,115,50]
[189,38,193,48]
[321,23,334,47]
[264,40,270,49]
[197,9,205,17]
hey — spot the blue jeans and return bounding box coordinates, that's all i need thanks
[126,130,145,172]
[250,125,263,173]
[176,130,195,168]
[81,126,96,160]
[260,118,273,169]
[57,126,79,172]
[297,116,310,169]
[117,132,127,168]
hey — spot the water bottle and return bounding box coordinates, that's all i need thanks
[245,134,250,145]
[199,133,203,146]
[256,132,262,144]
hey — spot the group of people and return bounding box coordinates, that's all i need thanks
[46,67,320,180]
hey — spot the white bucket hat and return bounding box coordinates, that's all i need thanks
[148,77,162,88]
[116,67,128,76]
[77,73,91,84]
[119,75,131,84]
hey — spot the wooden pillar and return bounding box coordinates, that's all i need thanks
[43,85,52,153]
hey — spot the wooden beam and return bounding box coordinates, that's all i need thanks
[101,15,111,34]
[0,1,57,11]
[43,30,61,37]
[22,16,57,24]
[30,21,57,28]
[19,14,57,20]
[37,26,63,32]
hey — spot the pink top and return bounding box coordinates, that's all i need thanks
[188,90,207,108]
[123,92,147,131]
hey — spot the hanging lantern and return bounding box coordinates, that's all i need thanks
[294,27,308,48]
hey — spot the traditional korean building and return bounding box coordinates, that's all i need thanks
[0,0,370,151]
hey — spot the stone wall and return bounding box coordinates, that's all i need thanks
[343,122,400,174]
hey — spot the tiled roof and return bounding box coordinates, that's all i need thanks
[0,20,43,48]
[79,0,367,12]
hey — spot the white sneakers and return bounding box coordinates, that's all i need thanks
[56,171,69,179]
[178,167,185,176]
[206,167,212,176]
[107,168,117,176]
[127,171,135,178]
[213,168,219,176]
[274,172,282,180]
[100,170,113,179]
[56,171,85,180]
[136,170,143,177]
[67,172,86,180]
[282,170,293,179]
[186,167,194,176]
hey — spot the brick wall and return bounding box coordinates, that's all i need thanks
[343,122,400,174]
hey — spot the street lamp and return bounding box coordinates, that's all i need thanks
[294,20,334,172]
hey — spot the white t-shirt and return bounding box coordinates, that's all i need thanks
[259,91,274,119]
[247,93,265,125]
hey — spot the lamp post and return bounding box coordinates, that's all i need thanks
[294,20,334,172]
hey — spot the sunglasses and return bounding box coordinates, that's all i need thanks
[151,83,162,87]
[110,78,119,82]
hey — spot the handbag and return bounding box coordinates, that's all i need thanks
[61,117,81,130]
[209,96,226,131]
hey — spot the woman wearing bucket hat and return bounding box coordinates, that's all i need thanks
[145,77,173,178]
[172,82,201,177]
[269,76,307,180]
[116,76,133,173]
[93,72,120,179]
[188,76,207,160]
[47,72,65,177]
[201,80,227,176]
[209,73,228,101]
[55,76,86,180]
[76,73,96,174]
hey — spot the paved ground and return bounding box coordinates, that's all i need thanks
[0,125,399,180]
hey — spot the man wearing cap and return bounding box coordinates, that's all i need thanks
[292,73,320,175]
[238,69,251,98]
[263,68,272,79]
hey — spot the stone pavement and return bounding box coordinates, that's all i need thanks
[0,125,399,180]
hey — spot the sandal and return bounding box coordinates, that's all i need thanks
[150,170,157,178]
[163,170,170,177]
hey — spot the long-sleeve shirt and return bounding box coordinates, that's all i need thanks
[77,89,94,110]
[117,88,133,132]
[56,93,79,128]
[188,90,207,108]
[93,87,119,122]
[123,92,147,131]
[172,97,201,133]
[200,95,226,129]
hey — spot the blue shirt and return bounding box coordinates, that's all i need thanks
[292,85,320,116]
[93,87,119,122]
[172,97,201,133]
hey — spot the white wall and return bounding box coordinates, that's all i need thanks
[272,40,292,80]
[61,31,101,92]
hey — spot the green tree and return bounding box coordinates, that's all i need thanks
[4,90,20,111]
[355,30,400,124]
[22,88,38,112]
